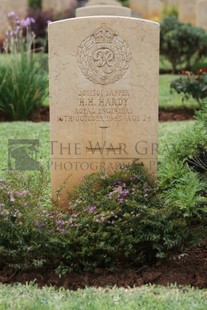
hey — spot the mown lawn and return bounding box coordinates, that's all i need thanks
[0,283,207,310]
[159,75,198,110]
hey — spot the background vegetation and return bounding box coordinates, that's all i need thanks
[1,284,207,310]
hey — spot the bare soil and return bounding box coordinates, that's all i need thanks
[159,107,195,122]
[1,244,207,289]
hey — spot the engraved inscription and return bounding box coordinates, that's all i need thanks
[57,88,151,122]
[57,115,151,122]
[77,25,131,85]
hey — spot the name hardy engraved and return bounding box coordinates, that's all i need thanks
[78,89,130,108]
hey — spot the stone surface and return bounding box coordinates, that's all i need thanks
[43,0,77,12]
[49,17,159,205]
[147,0,162,19]
[76,0,131,17]
[129,0,180,20]
[179,0,197,25]
[166,0,179,6]
[129,0,148,18]
[197,0,207,29]
[86,0,122,6]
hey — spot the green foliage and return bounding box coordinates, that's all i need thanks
[160,16,207,73]
[162,4,178,19]
[0,12,48,120]
[1,284,207,310]
[28,0,42,11]
[0,55,48,120]
[159,74,198,109]
[171,69,207,107]
[159,96,207,222]
[1,160,207,273]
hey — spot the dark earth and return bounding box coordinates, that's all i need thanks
[1,243,207,289]
[0,107,201,289]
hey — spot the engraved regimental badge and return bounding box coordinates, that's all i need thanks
[77,25,131,85]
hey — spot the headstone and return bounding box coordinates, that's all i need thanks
[43,0,77,12]
[76,0,131,17]
[197,0,207,29]
[129,0,148,18]
[147,0,162,20]
[49,7,159,205]
[179,0,197,25]
[165,0,179,6]
[129,0,179,20]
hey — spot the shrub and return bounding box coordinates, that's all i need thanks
[159,88,207,218]
[1,161,207,274]
[0,12,48,120]
[162,4,178,19]
[28,0,42,11]
[170,69,207,107]
[160,16,207,73]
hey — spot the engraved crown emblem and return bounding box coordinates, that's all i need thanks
[78,25,131,85]
[94,25,115,43]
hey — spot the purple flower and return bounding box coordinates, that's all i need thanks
[10,196,15,202]
[115,181,122,186]
[121,189,129,196]
[87,205,96,213]
[8,12,16,18]
[35,221,42,228]
[15,190,29,197]
[56,220,65,226]
[21,17,35,28]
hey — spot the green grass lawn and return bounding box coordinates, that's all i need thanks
[159,75,198,110]
[0,283,207,310]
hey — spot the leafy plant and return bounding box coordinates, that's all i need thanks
[162,4,178,19]
[171,69,207,107]
[0,12,48,120]
[159,86,207,220]
[160,16,207,73]
[1,161,207,273]
[28,0,42,11]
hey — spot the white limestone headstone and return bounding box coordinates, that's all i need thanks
[179,0,197,25]
[49,9,159,205]
[76,0,131,17]
[197,0,207,30]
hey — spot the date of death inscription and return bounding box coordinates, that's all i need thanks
[57,89,152,123]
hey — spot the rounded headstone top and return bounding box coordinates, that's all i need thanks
[86,0,122,6]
